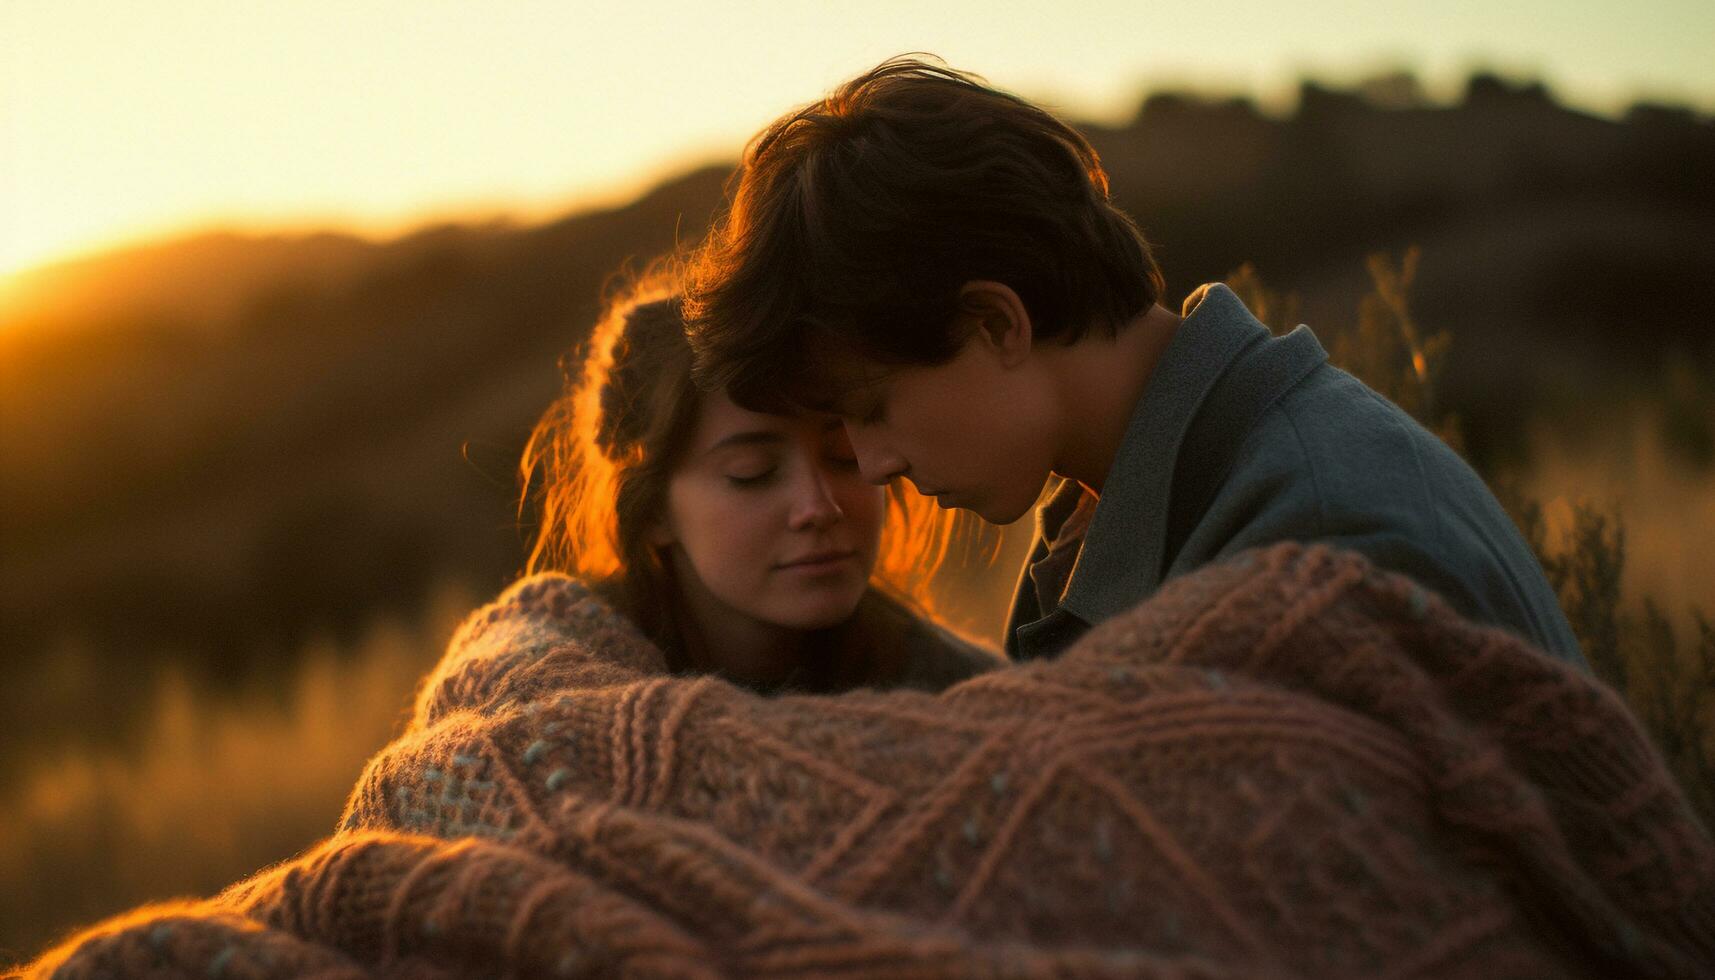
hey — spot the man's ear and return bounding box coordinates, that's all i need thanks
[957,281,1033,368]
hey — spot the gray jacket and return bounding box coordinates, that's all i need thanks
[1005,283,1583,667]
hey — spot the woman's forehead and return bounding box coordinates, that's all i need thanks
[694,389,841,452]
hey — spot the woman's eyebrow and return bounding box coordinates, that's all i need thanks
[705,430,788,454]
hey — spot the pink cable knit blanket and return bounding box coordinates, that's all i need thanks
[21,543,1715,978]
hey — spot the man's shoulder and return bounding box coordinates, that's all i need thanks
[1277,363,1424,447]
[1201,363,1484,564]
[1263,363,1465,500]
[1206,364,1582,662]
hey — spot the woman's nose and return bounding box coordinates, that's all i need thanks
[787,465,845,530]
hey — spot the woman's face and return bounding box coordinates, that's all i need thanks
[654,389,885,633]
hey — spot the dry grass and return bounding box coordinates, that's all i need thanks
[0,580,477,963]
[1511,498,1715,823]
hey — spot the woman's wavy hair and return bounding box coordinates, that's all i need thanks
[520,265,968,658]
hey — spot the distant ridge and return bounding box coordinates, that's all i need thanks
[3,231,384,334]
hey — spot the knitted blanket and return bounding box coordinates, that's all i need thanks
[22,544,1715,978]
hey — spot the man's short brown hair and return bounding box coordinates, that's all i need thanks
[685,56,1164,412]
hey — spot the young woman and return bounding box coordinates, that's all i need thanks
[519,271,997,693]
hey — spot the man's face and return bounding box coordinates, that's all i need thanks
[837,336,1057,526]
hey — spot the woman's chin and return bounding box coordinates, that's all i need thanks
[767,591,867,632]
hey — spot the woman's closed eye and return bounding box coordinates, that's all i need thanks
[725,467,778,488]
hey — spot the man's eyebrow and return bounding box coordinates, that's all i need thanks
[822,380,887,419]
[705,430,788,454]
[843,388,887,421]
[800,359,895,415]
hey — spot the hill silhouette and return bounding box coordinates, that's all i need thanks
[1,73,1711,775]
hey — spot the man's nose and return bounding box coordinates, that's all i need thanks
[847,429,906,486]
[786,464,845,531]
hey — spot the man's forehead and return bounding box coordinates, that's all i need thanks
[795,352,897,414]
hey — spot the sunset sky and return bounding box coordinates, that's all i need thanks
[4,0,1711,282]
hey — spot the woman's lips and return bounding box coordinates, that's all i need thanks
[777,550,856,573]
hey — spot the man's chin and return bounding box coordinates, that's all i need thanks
[969,495,1036,527]
[933,483,1038,525]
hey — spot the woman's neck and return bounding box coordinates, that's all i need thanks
[665,554,809,688]
[685,604,808,687]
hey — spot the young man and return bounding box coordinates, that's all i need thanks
[684,57,1583,667]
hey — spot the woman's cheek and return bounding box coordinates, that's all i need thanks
[694,485,772,576]
[844,484,888,543]
[733,490,788,563]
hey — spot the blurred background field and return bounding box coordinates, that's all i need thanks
[3,13,1714,963]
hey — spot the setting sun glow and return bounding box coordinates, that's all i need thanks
[4,0,1711,286]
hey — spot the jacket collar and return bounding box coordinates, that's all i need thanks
[1056,283,1274,626]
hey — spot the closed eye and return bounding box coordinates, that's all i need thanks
[726,468,778,488]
